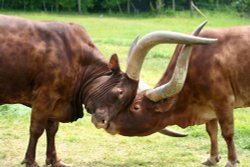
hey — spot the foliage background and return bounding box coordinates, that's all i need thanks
[0,0,249,16]
[0,9,249,167]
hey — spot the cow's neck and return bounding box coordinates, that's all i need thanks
[165,105,194,129]
[80,56,110,103]
[156,95,190,128]
[155,45,198,128]
[161,95,215,129]
[70,52,111,120]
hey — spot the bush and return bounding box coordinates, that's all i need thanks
[232,0,250,15]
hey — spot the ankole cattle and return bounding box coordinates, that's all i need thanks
[0,15,215,167]
[93,23,250,167]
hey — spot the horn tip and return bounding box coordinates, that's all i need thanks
[158,128,188,137]
[202,20,208,26]
[192,20,208,36]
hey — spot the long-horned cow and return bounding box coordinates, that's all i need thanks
[93,23,250,167]
[0,15,215,167]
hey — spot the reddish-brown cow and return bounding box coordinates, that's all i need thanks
[95,25,250,167]
[0,15,215,167]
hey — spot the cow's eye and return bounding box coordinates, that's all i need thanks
[133,104,140,111]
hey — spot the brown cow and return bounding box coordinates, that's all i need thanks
[93,25,250,167]
[0,15,215,167]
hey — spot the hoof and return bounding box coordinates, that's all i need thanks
[21,159,40,167]
[51,160,72,167]
[225,160,240,167]
[202,156,220,166]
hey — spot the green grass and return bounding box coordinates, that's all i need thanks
[0,11,250,167]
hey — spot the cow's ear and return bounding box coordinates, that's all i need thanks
[109,53,121,74]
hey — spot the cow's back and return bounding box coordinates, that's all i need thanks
[0,15,85,105]
[188,26,250,108]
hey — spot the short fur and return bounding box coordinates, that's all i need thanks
[0,15,138,166]
[106,26,250,167]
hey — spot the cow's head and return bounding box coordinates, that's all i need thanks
[84,54,138,129]
[90,22,217,131]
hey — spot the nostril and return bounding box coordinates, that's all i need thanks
[102,119,108,125]
[92,112,109,128]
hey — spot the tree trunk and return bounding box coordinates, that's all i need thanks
[1,0,4,9]
[23,0,26,11]
[43,0,47,12]
[190,0,194,17]
[149,1,155,12]
[127,0,130,14]
[116,0,123,14]
[130,1,138,14]
[172,0,175,11]
[77,0,81,14]
[156,0,164,14]
[216,0,219,8]
[55,0,59,12]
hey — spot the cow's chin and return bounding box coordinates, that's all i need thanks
[104,122,119,135]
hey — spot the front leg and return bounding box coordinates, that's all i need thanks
[22,109,47,167]
[45,120,72,167]
[202,119,220,166]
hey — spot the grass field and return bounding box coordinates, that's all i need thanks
[0,11,250,167]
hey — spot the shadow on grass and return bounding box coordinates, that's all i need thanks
[81,160,159,167]
[0,152,6,160]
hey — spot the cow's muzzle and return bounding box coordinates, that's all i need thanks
[91,110,109,129]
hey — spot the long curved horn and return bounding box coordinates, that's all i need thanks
[158,128,188,137]
[127,35,140,62]
[126,23,217,81]
[145,21,213,102]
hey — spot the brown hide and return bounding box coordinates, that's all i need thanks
[0,15,97,121]
[0,15,137,122]
[0,15,138,166]
[0,17,86,121]
[106,26,250,166]
[107,26,250,134]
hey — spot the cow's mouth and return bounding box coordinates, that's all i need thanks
[104,121,118,135]
[91,115,108,129]
[91,113,119,135]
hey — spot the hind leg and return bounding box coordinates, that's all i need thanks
[202,119,221,166]
[215,105,239,167]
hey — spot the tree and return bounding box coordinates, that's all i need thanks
[232,0,250,15]
[190,0,194,17]
[42,0,47,11]
[127,0,130,13]
[102,0,126,13]
[156,0,164,14]
[172,0,176,11]
[216,0,219,8]
[77,0,81,13]
[81,0,95,13]
[55,0,59,11]
[1,0,3,9]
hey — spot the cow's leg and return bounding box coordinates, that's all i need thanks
[217,107,239,167]
[21,110,47,167]
[45,120,72,167]
[202,119,220,166]
[45,120,60,165]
